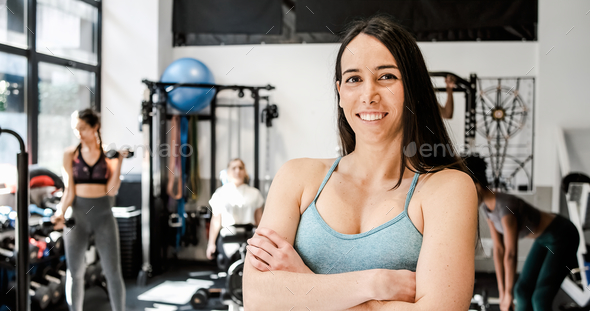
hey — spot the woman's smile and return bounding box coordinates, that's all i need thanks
[357,111,389,122]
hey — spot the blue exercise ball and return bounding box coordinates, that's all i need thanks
[161,58,216,113]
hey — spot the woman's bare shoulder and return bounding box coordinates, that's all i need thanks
[64,146,77,158]
[270,158,338,214]
[420,168,476,201]
[278,157,336,183]
[424,168,471,185]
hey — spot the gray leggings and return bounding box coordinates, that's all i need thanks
[63,195,125,311]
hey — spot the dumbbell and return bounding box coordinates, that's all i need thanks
[85,262,103,288]
[106,148,134,159]
[37,266,65,304]
[9,280,52,310]
[30,230,64,256]
[47,231,64,255]
[0,205,15,229]
[190,288,222,309]
[471,289,490,311]
[28,236,48,259]
[1,237,40,263]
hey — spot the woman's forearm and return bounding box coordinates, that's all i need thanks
[503,251,517,295]
[254,207,262,226]
[59,188,75,215]
[106,160,123,195]
[208,214,221,245]
[443,88,454,119]
[244,263,376,311]
[346,300,419,311]
[493,247,506,295]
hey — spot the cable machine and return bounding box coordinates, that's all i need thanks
[137,80,275,285]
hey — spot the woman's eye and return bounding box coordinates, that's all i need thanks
[380,74,397,80]
[346,76,361,83]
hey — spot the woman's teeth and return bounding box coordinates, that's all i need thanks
[359,113,386,121]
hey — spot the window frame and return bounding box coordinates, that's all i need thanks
[0,0,101,164]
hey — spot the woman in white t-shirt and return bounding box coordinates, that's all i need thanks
[206,158,265,263]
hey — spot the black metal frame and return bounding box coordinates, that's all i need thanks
[0,0,102,164]
[429,71,477,150]
[141,80,274,192]
[0,126,29,311]
[138,80,274,278]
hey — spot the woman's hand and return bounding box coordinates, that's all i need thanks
[500,293,515,311]
[246,227,313,274]
[206,243,216,260]
[118,149,129,160]
[51,213,65,231]
[445,74,456,89]
[371,269,416,303]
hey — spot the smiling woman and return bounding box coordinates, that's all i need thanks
[243,14,478,311]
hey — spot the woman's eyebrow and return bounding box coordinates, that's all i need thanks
[342,64,399,76]
[376,64,398,70]
[342,68,359,76]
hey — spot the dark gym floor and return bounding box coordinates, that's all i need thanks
[472,272,586,311]
[43,265,587,311]
[48,260,228,311]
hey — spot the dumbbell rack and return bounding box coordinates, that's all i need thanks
[0,126,31,311]
[0,223,63,309]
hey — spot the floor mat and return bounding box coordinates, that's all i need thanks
[137,279,215,305]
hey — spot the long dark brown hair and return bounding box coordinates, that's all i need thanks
[74,108,104,155]
[334,14,467,188]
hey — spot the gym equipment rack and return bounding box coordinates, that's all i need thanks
[137,80,275,285]
[0,126,30,311]
[429,72,478,150]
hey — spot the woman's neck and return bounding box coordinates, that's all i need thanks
[480,188,496,208]
[232,180,244,187]
[346,137,411,184]
[80,140,99,152]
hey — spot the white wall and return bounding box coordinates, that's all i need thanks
[172,40,538,181]
[101,0,590,193]
[102,0,167,176]
[537,0,590,186]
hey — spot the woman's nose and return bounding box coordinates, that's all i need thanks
[361,81,380,105]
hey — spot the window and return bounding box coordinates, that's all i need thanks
[37,62,95,173]
[37,0,98,64]
[0,52,26,166]
[0,0,101,175]
[0,0,27,48]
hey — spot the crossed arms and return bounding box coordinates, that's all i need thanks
[243,158,478,311]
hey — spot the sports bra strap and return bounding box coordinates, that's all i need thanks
[404,172,421,212]
[312,157,420,212]
[313,157,342,202]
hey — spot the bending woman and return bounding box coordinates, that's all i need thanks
[243,15,478,310]
[464,155,579,311]
[52,108,126,311]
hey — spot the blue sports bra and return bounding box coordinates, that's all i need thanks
[293,157,423,274]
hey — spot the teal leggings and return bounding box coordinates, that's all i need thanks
[514,214,579,311]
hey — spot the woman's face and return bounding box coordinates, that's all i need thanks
[73,119,97,143]
[228,160,246,185]
[337,33,405,145]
